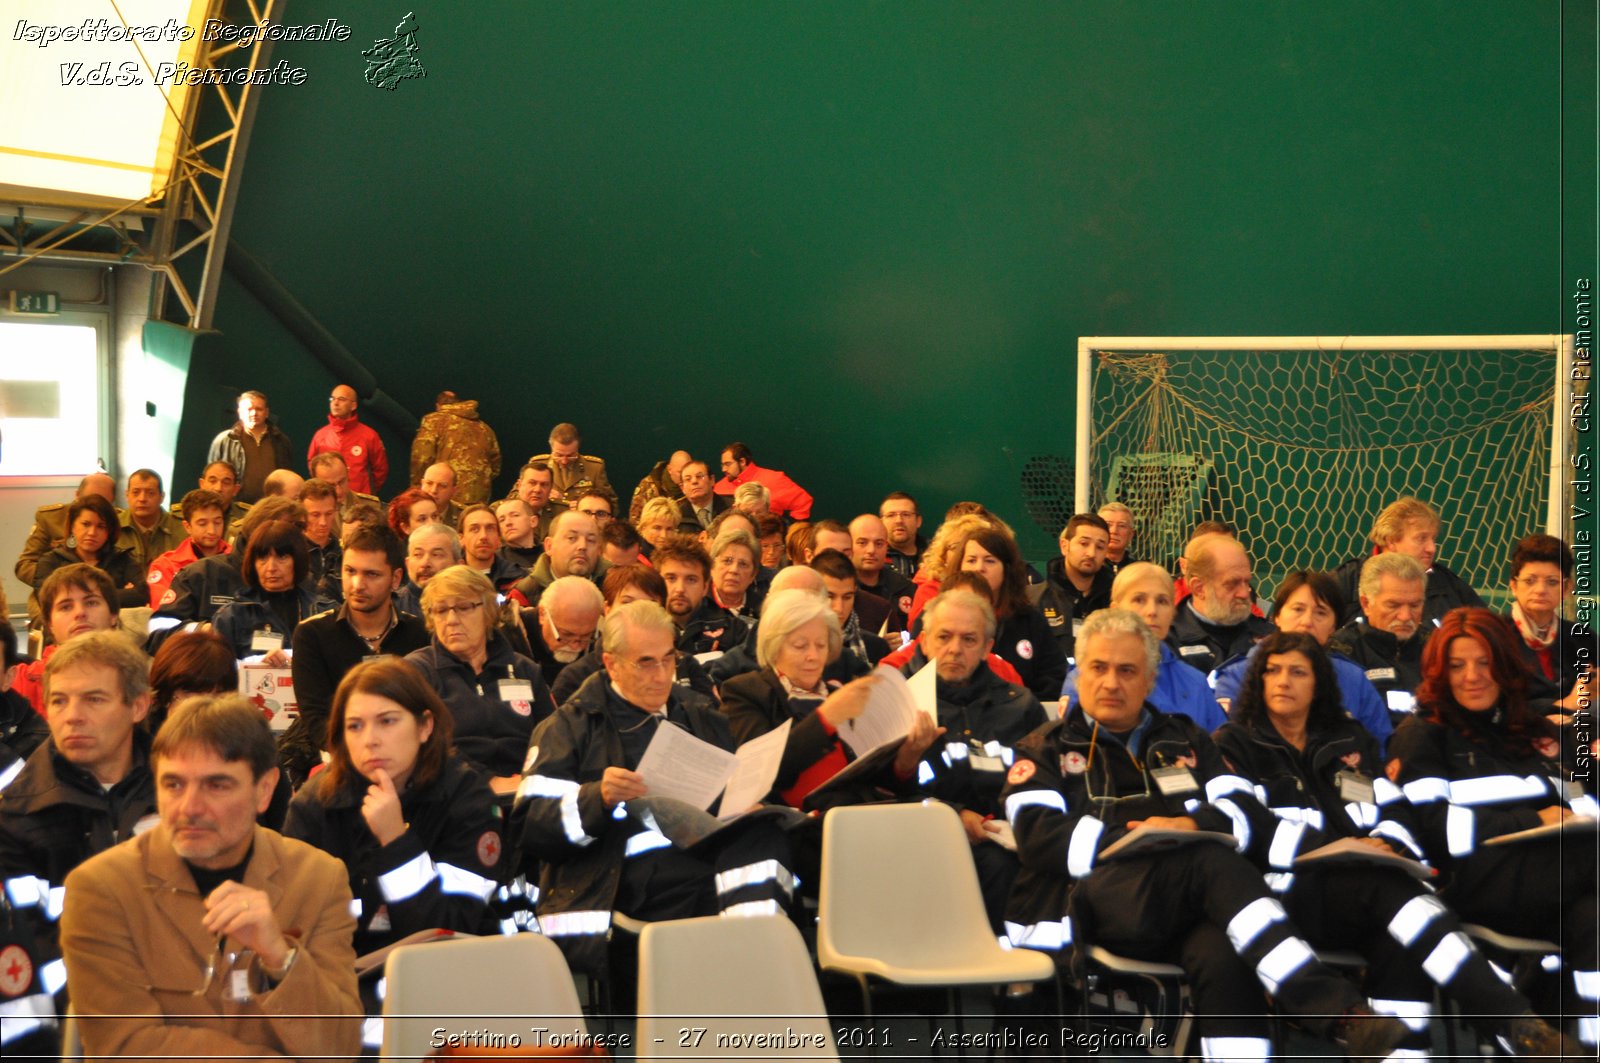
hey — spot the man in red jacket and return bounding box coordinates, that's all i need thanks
[306,384,387,495]
[713,442,813,520]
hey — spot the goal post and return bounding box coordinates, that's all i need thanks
[1075,335,1575,607]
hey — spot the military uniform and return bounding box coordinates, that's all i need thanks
[629,459,685,523]
[337,491,381,524]
[115,510,186,575]
[524,453,614,508]
[410,399,501,505]
[14,503,73,586]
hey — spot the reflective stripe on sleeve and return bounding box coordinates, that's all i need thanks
[1226,897,1286,952]
[1212,797,1252,851]
[1370,820,1425,859]
[1387,894,1447,946]
[1421,931,1473,984]
[1205,774,1256,804]
[1200,1037,1270,1063]
[519,775,596,847]
[538,910,611,937]
[1368,999,1431,1034]
[1066,817,1104,879]
[715,859,795,898]
[0,759,22,793]
[1267,819,1306,869]
[1445,805,1475,856]
[1447,774,1550,806]
[377,852,437,903]
[1255,936,1315,996]
[436,862,499,900]
[624,829,673,858]
[1005,788,1066,822]
[1401,776,1450,804]
[1004,917,1071,951]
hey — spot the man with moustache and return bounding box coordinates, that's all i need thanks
[1329,552,1432,722]
[1165,533,1275,675]
[527,576,605,688]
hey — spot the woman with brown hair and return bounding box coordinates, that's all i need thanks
[210,521,335,661]
[954,523,1066,701]
[283,657,503,954]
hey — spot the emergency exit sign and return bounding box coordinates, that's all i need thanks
[9,290,59,314]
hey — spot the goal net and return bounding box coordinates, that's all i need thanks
[1075,335,1575,607]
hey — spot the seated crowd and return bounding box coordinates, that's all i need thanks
[0,386,1593,1060]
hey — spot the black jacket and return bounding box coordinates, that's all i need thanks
[145,551,247,653]
[509,673,734,973]
[1165,602,1276,676]
[1502,612,1592,710]
[1328,618,1429,713]
[283,756,504,954]
[33,544,146,610]
[908,653,1048,818]
[0,733,157,890]
[674,494,730,533]
[1000,703,1278,949]
[993,603,1070,702]
[405,634,555,778]
[211,582,338,659]
[0,689,50,767]
[677,600,749,656]
[1386,712,1596,879]
[280,605,431,781]
[1029,557,1114,661]
[1213,715,1428,866]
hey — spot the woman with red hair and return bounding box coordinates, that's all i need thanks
[1387,607,1597,1050]
[387,487,439,539]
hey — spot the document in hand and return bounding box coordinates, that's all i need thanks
[1097,825,1240,862]
[634,718,792,816]
[1293,837,1436,880]
[835,664,934,756]
[1483,815,1598,847]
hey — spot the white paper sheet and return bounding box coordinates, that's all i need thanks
[836,666,920,756]
[718,719,792,820]
[635,722,739,810]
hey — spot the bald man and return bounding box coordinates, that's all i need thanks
[1166,534,1275,673]
[629,449,692,524]
[307,383,388,494]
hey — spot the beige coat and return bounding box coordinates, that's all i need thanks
[61,825,362,1062]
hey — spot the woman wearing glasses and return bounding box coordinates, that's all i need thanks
[284,657,503,954]
[1503,534,1590,714]
[405,566,553,792]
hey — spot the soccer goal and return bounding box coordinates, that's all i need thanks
[1075,335,1577,605]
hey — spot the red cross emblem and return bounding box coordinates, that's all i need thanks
[477,831,502,867]
[0,944,32,998]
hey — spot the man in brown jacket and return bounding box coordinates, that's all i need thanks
[60,695,360,1061]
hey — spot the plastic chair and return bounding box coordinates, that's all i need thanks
[817,803,1058,1018]
[1079,946,1193,1057]
[636,914,839,1060]
[380,934,587,1062]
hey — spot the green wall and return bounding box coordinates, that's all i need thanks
[197,0,1579,560]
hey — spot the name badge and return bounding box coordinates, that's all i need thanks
[1566,780,1587,801]
[499,680,534,702]
[1335,770,1375,804]
[251,630,284,652]
[1386,689,1417,714]
[1179,644,1210,658]
[1151,766,1200,796]
[1366,667,1397,682]
[969,754,1004,774]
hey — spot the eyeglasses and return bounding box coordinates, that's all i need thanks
[578,508,612,520]
[619,654,676,674]
[546,617,595,650]
[429,601,484,620]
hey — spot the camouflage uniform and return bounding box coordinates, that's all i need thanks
[628,459,685,524]
[524,453,614,508]
[410,399,502,505]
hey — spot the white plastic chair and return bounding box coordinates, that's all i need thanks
[817,802,1057,1016]
[380,933,586,1062]
[636,914,839,1061]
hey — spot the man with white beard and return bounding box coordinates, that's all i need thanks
[1165,533,1275,674]
[529,576,605,688]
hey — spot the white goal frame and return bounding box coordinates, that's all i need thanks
[1075,334,1575,540]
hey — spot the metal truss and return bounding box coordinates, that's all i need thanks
[0,0,283,330]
